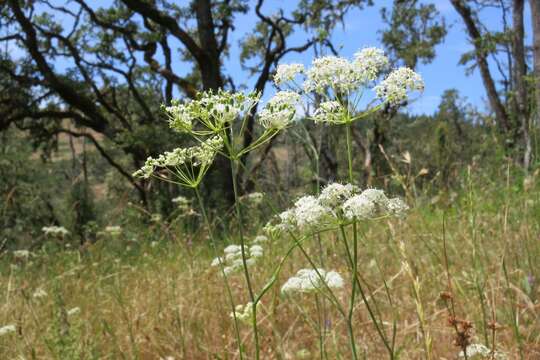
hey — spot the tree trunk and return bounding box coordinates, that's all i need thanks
[512,0,531,168]
[450,0,513,136]
[530,0,540,158]
[193,0,234,205]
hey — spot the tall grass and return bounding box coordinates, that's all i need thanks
[1,164,539,359]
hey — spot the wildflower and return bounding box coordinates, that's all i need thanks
[132,136,224,182]
[276,209,297,231]
[225,252,241,261]
[201,92,242,125]
[312,100,347,124]
[0,324,16,336]
[258,91,300,129]
[243,192,264,205]
[212,244,263,275]
[319,183,359,209]
[166,90,260,134]
[360,188,389,205]
[172,195,190,206]
[224,245,242,254]
[32,288,48,299]
[67,307,80,316]
[341,189,408,220]
[374,67,424,106]
[13,250,31,260]
[249,245,263,258]
[353,47,389,83]
[386,197,409,215]
[105,226,122,236]
[132,157,157,179]
[281,268,344,294]
[164,100,194,133]
[296,349,312,359]
[458,343,507,359]
[230,302,257,324]
[342,194,376,220]
[274,63,304,85]
[252,235,268,244]
[293,196,328,230]
[42,225,69,237]
[210,257,223,267]
[304,56,363,94]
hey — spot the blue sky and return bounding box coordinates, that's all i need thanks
[8,0,532,116]
[221,0,533,115]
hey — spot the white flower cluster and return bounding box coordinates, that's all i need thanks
[303,56,365,94]
[258,91,300,129]
[230,302,256,324]
[33,288,48,299]
[13,250,33,261]
[165,90,260,133]
[312,101,345,124]
[42,226,69,237]
[342,188,409,220]
[252,235,269,244]
[0,324,16,337]
[270,183,408,233]
[374,67,424,106]
[318,183,359,208]
[133,136,223,179]
[273,47,423,124]
[241,192,264,205]
[172,195,191,209]
[353,47,390,83]
[67,307,81,316]
[211,244,264,275]
[105,225,122,236]
[281,268,344,294]
[458,344,507,359]
[164,101,194,133]
[274,63,304,85]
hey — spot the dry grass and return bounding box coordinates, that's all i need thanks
[1,173,539,359]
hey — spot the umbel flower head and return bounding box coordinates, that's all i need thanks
[252,235,269,244]
[230,302,258,325]
[275,47,389,95]
[281,268,344,294]
[274,46,423,125]
[211,244,263,275]
[0,325,16,337]
[165,90,260,135]
[353,47,390,83]
[133,136,223,188]
[458,343,507,359]
[312,101,346,124]
[258,91,301,129]
[374,67,424,106]
[267,183,408,234]
[42,225,69,237]
[274,63,304,85]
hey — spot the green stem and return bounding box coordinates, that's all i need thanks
[339,225,393,358]
[194,187,244,359]
[345,123,354,184]
[230,159,260,359]
[344,122,361,358]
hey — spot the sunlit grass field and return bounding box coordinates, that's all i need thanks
[1,166,539,359]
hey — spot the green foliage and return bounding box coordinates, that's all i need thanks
[381,0,447,68]
[0,128,59,247]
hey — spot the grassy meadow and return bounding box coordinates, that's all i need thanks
[1,163,539,359]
